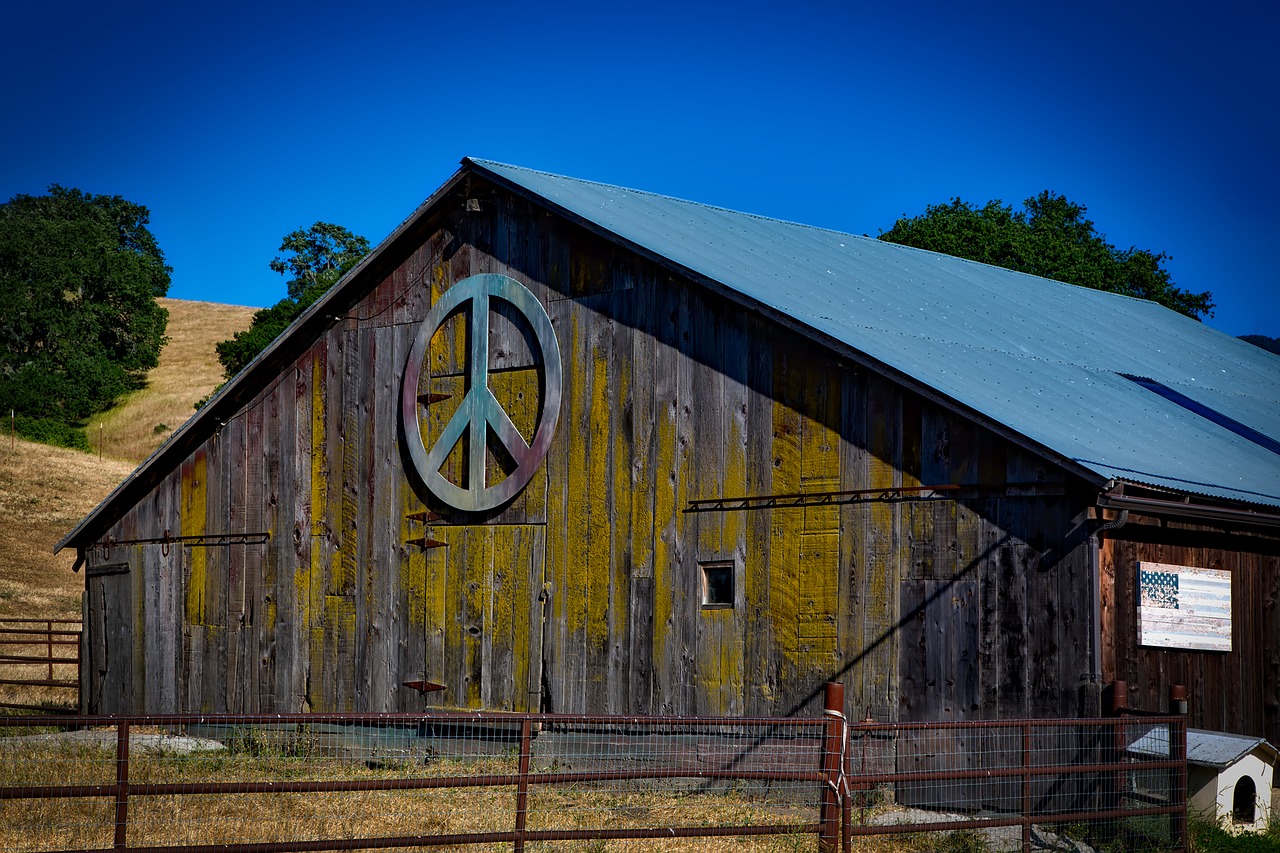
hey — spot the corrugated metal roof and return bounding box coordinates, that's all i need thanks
[469,159,1280,508]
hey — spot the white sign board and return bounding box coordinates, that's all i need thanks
[1136,561,1231,652]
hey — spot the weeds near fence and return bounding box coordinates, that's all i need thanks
[1189,816,1280,853]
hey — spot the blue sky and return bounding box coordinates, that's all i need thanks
[2,1,1277,337]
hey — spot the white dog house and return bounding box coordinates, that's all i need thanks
[1131,726,1277,832]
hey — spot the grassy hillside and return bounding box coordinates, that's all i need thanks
[88,298,256,464]
[0,298,254,621]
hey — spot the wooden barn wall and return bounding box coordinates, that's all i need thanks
[86,180,1097,721]
[1100,520,1280,744]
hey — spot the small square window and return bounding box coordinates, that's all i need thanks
[700,561,735,609]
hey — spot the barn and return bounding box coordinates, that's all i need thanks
[60,159,1280,742]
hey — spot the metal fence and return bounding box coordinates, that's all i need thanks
[0,620,81,713]
[843,713,1187,852]
[0,686,1187,853]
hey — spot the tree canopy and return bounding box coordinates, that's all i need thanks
[0,185,170,446]
[215,222,369,379]
[878,192,1214,320]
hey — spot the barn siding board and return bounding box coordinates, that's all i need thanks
[608,297,636,715]
[864,371,901,722]
[838,368,867,721]
[720,304,750,716]
[743,315,775,716]
[692,286,729,715]
[651,278,683,714]
[768,349,803,712]
[1265,552,1280,739]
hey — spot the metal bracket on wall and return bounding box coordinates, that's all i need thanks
[405,510,446,550]
[92,531,271,558]
[686,482,1067,513]
[686,484,962,513]
[403,680,446,694]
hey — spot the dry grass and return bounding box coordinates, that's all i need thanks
[0,737,834,852]
[86,297,254,464]
[0,298,252,625]
[0,438,135,621]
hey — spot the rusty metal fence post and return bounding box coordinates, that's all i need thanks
[1169,685,1188,853]
[514,717,533,853]
[114,720,129,851]
[1022,720,1032,853]
[819,681,846,853]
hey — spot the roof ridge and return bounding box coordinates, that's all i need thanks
[466,157,883,244]
[468,159,1181,311]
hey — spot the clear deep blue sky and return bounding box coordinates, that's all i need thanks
[3,1,1276,337]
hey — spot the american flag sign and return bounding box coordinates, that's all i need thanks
[1136,561,1231,652]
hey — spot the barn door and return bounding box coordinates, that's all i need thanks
[85,563,133,714]
[420,524,546,711]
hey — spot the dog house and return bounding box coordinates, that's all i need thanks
[1132,726,1277,832]
[1187,731,1277,832]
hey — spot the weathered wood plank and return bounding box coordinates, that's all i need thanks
[769,348,802,711]
[627,271,657,713]
[743,315,775,716]
[692,288,729,715]
[651,276,690,714]
[838,367,867,720]
[607,290,635,714]
[863,372,900,721]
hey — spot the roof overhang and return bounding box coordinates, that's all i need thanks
[1098,481,1280,533]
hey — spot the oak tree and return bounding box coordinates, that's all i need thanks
[215,222,369,378]
[0,185,170,445]
[878,192,1214,320]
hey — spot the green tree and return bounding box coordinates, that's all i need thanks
[878,192,1214,320]
[1240,335,1280,356]
[0,185,170,445]
[215,222,369,379]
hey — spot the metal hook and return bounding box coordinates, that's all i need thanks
[161,529,171,557]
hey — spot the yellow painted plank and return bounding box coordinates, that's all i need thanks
[770,358,803,677]
[310,354,328,537]
[505,525,533,711]
[798,531,839,646]
[399,486,426,631]
[585,330,611,663]
[181,453,208,626]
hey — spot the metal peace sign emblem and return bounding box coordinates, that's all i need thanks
[401,273,562,512]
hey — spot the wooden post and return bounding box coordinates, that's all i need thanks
[819,681,846,853]
[1169,684,1188,852]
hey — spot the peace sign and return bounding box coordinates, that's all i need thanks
[401,274,563,512]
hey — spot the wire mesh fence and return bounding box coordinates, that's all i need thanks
[0,704,1187,853]
[0,712,833,853]
[844,715,1187,853]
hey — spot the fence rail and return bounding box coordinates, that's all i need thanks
[0,620,81,712]
[0,685,1188,853]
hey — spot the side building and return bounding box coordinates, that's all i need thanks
[61,159,1280,742]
